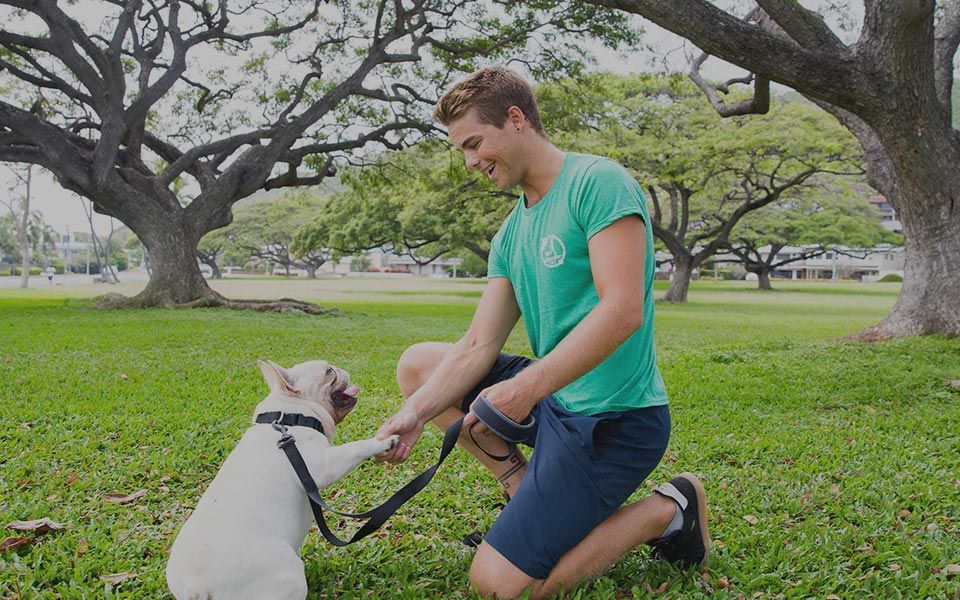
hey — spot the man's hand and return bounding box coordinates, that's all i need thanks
[462,379,535,434]
[375,406,423,463]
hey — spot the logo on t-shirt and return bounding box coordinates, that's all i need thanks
[540,235,566,268]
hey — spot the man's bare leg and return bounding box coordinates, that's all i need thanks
[470,491,679,599]
[396,342,527,497]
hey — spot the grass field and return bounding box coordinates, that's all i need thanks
[1,278,958,599]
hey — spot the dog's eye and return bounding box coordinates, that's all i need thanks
[326,367,335,378]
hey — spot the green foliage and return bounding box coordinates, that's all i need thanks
[879,273,903,282]
[727,178,898,271]
[1,282,958,598]
[203,190,329,269]
[295,140,515,263]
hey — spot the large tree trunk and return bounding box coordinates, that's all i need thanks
[831,93,960,337]
[98,222,216,308]
[662,255,694,302]
[856,138,960,337]
[756,268,773,290]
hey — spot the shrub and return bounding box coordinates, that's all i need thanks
[879,273,903,282]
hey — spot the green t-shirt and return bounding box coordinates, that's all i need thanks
[488,152,668,415]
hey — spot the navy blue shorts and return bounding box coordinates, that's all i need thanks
[461,353,671,579]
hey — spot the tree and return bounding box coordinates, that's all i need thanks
[1,163,33,287]
[207,191,329,277]
[0,1,635,310]
[577,0,960,336]
[294,139,515,265]
[541,73,863,302]
[724,182,901,289]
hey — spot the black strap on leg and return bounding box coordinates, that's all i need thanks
[274,416,462,547]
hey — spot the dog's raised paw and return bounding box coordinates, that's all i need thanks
[386,434,400,450]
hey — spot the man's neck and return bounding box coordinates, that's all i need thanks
[520,142,566,208]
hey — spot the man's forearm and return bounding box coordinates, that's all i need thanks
[403,336,503,423]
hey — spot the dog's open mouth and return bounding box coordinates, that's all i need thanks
[332,383,360,405]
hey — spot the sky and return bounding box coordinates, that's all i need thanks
[0,5,820,237]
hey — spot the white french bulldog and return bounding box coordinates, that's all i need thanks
[166,359,399,600]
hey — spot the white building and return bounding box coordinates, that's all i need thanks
[313,247,463,278]
[709,244,905,281]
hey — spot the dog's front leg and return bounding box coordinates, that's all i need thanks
[312,435,399,487]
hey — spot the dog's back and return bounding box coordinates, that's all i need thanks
[166,426,323,600]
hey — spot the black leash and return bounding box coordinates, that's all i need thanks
[260,395,534,547]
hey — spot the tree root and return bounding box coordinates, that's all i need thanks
[93,292,337,315]
[183,296,337,315]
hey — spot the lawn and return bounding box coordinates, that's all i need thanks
[1,279,958,599]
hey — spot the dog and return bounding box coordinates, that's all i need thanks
[166,359,399,600]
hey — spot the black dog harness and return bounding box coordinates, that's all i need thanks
[256,395,534,547]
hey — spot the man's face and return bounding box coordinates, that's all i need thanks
[447,109,521,190]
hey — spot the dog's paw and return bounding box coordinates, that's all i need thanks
[385,434,400,450]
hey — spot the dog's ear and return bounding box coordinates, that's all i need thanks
[257,360,301,397]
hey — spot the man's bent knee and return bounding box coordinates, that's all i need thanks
[396,342,451,397]
[470,541,542,599]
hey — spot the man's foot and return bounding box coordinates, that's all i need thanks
[649,473,710,567]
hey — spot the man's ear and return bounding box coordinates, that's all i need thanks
[506,105,526,130]
[257,360,301,397]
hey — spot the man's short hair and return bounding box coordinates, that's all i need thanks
[433,66,545,135]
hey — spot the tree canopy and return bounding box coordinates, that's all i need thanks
[0,0,636,309]
[293,139,514,266]
[578,0,960,337]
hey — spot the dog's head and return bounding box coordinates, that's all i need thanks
[257,359,359,424]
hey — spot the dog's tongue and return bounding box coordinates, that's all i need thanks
[342,384,360,398]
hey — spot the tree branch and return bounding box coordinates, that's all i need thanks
[755,0,846,52]
[689,53,771,116]
[581,0,869,110]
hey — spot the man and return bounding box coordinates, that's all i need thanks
[376,66,709,599]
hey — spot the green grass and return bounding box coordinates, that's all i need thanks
[1,281,958,599]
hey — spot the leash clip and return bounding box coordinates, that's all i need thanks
[271,417,294,448]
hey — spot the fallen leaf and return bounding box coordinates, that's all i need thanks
[830,483,841,495]
[0,536,32,552]
[898,509,911,519]
[5,518,66,534]
[77,537,88,557]
[946,564,960,578]
[103,490,147,505]
[66,474,80,485]
[642,581,653,593]
[890,563,901,571]
[743,514,759,525]
[15,479,33,488]
[826,595,841,600]
[654,581,669,593]
[715,577,729,588]
[99,572,138,585]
